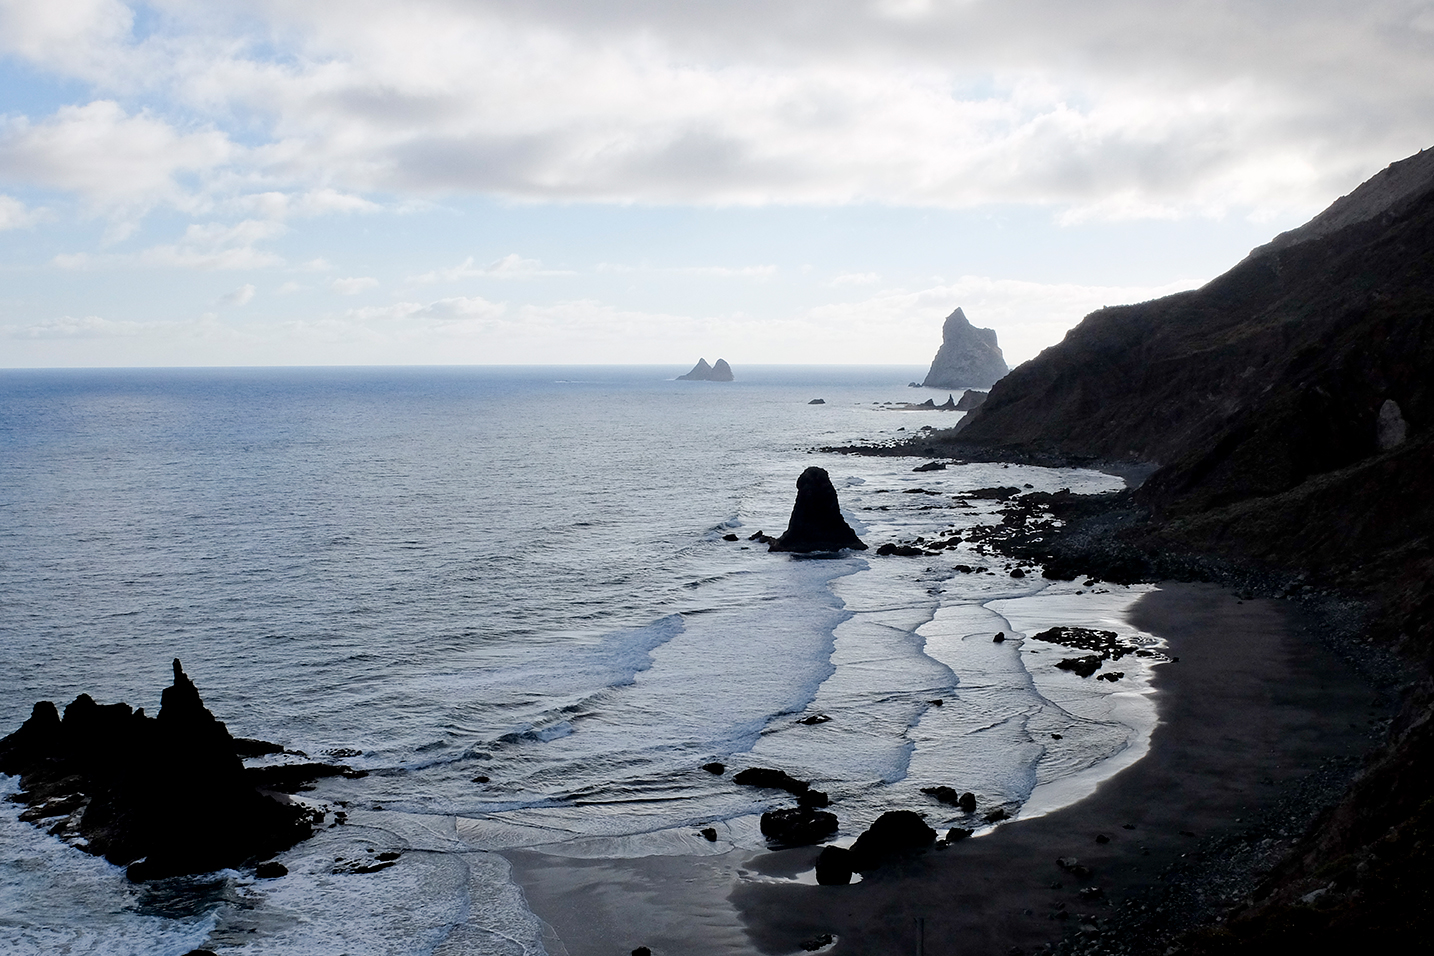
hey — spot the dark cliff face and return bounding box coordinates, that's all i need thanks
[956,149,1434,525]
[922,308,1009,390]
[936,147,1434,953]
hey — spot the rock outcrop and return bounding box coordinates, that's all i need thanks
[769,467,867,553]
[0,660,321,881]
[677,358,734,381]
[921,308,1009,389]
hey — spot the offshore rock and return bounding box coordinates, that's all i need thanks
[0,659,316,881]
[770,467,868,553]
[677,358,735,381]
[922,308,1009,389]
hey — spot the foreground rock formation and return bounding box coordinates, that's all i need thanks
[0,660,320,881]
[921,308,1009,389]
[769,466,867,553]
[676,358,734,381]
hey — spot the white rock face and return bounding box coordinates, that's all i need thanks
[1377,399,1408,451]
[922,308,1009,390]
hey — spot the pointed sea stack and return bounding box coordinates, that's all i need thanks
[677,358,735,381]
[770,466,867,552]
[922,308,1009,389]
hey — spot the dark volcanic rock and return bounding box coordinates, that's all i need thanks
[0,660,317,881]
[676,358,734,381]
[701,761,726,775]
[760,806,838,846]
[955,389,989,411]
[921,307,1009,389]
[849,810,937,871]
[815,845,855,885]
[1056,655,1104,678]
[733,767,810,795]
[769,467,867,553]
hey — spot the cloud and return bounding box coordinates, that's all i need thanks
[0,100,233,211]
[832,272,881,285]
[51,218,287,270]
[219,283,256,306]
[0,194,43,229]
[0,2,1430,222]
[331,276,380,294]
[410,253,572,283]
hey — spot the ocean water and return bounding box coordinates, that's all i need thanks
[0,366,1163,955]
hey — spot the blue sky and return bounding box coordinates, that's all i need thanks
[3,1,1432,368]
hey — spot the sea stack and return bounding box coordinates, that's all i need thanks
[922,308,1009,389]
[677,358,735,381]
[0,660,315,881]
[770,466,867,553]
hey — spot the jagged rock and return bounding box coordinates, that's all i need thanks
[912,461,946,472]
[769,467,867,553]
[760,806,838,846]
[921,308,1009,390]
[809,398,826,405]
[700,827,718,841]
[955,389,988,411]
[0,660,317,881]
[876,543,925,557]
[849,810,937,871]
[940,394,958,410]
[1057,655,1104,678]
[733,767,810,795]
[815,845,855,885]
[1378,399,1408,450]
[921,785,963,806]
[676,358,734,381]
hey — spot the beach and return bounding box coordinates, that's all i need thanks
[507,583,1385,956]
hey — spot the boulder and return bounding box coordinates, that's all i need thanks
[921,308,1009,389]
[1057,655,1104,678]
[849,810,937,871]
[815,845,855,885]
[760,806,838,846]
[769,467,867,553]
[733,767,809,795]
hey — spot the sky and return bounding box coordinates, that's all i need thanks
[2,1,1432,368]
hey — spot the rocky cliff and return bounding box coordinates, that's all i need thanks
[921,308,1009,389]
[891,146,1434,953]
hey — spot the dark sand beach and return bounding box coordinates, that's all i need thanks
[507,583,1385,956]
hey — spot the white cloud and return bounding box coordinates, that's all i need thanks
[331,276,380,294]
[219,283,256,306]
[832,272,881,285]
[1,2,1429,222]
[0,194,43,229]
[0,101,233,211]
[410,253,572,283]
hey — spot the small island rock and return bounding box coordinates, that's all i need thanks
[677,358,734,381]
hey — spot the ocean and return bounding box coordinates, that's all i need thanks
[0,366,1162,955]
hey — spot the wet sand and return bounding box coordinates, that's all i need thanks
[506,583,1381,956]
